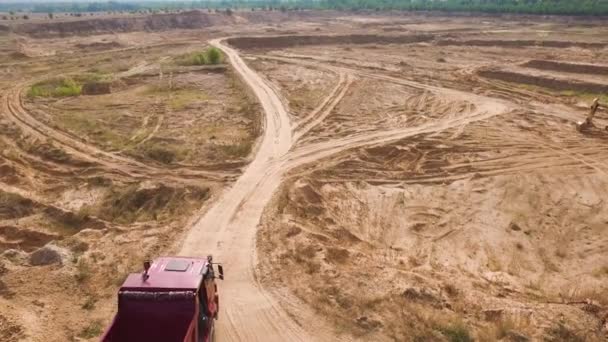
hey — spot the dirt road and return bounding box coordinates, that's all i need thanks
[178,39,314,341]
[178,38,517,341]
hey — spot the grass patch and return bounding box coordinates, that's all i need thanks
[134,139,187,165]
[218,141,253,158]
[57,111,127,151]
[142,144,181,165]
[438,322,473,342]
[74,259,91,283]
[95,184,209,224]
[145,146,177,164]
[78,320,104,339]
[141,82,174,95]
[177,47,224,66]
[506,81,608,105]
[16,139,77,164]
[169,89,209,110]
[477,316,531,342]
[0,191,35,219]
[560,90,608,104]
[28,78,82,98]
[545,323,585,342]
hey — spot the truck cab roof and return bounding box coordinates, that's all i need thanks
[121,256,208,292]
[102,256,215,342]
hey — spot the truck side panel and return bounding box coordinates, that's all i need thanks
[102,291,197,342]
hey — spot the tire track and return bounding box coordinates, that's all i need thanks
[2,84,238,184]
[178,38,515,341]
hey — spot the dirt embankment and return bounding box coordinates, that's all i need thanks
[478,69,608,93]
[523,60,608,75]
[438,39,606,49]
[226,34,435,50]
[13,11,236,38]
[11,10,337,38]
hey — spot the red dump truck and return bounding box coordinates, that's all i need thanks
[101,256,223,342]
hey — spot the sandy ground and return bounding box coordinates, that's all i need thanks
[248,18,608,342]
[0,10,607,342]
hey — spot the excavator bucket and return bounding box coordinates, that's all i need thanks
[576,120,592,132]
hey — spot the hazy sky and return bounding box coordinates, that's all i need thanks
[0,0,188,3]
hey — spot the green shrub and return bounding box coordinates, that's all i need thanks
[28,78,82,98]
[179,47,224,66]
[55,79,82,96]
[206,47,222,64]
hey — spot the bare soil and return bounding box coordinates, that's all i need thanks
[523,59,608,75]
[0,25,261,342]
[249,13,608,342]
[1,9,607,342]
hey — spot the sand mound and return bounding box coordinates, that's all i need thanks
[522,60,608,75]
[478,68,608,93]
[13,10,237,38]
[0,226,58,253]
[226,34,434,50]
[437,39,606,49]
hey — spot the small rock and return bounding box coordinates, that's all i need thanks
[29,244,68,266]
[483,308,504,322]
[355,316,382,330]
[32,299,45,307]
[509,222,521,231]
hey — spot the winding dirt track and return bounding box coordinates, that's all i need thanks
[2,80,237,184]
[178,38,515,341]
[179,38,316,342]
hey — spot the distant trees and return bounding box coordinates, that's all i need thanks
[313,0,608,15]
[0,0,607,16]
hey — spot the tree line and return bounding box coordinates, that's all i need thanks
[1,0,607,16]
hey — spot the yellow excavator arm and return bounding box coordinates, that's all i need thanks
[587,98,601,121]
[577,97,607,132]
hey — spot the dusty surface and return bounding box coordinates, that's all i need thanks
[251,15,608,342]
[1,10,608,342]
[0,24,262,342]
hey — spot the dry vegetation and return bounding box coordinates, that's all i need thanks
[0,25,260,341]
[1,9,608,342]
[253,14,608,342]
